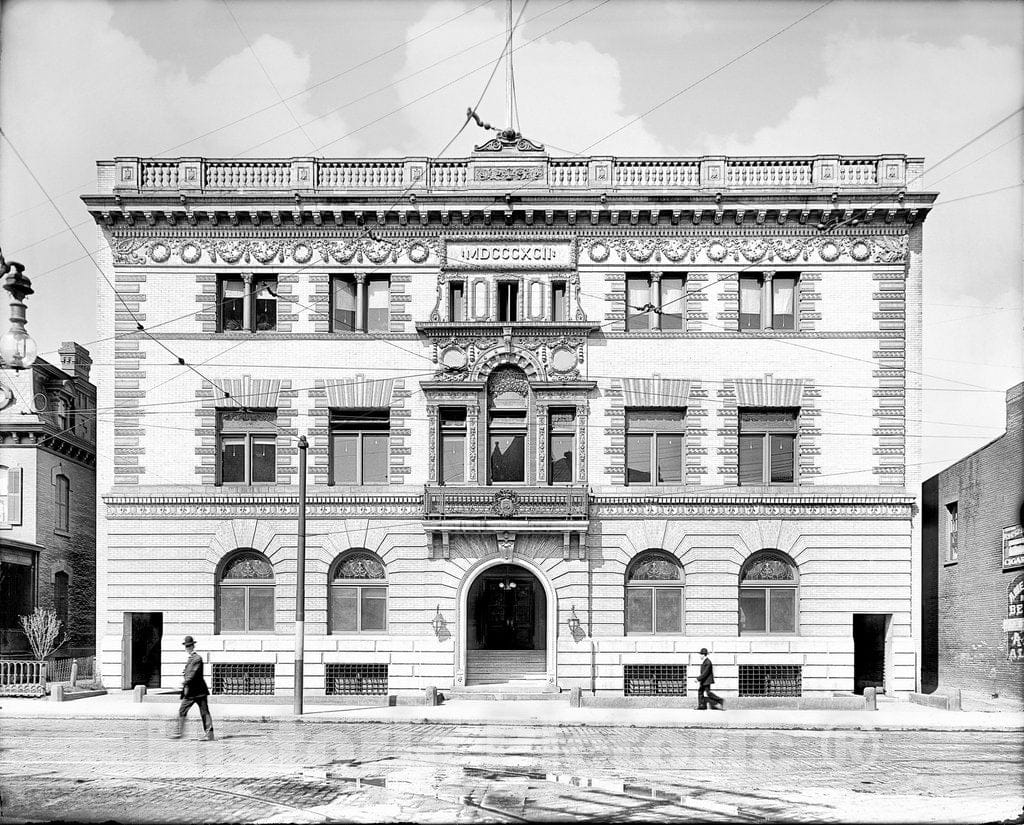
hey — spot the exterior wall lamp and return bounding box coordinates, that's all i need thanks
[431,605,446,638]
[496,579,517,590]
[567,604,581,636]
[0,255,37,370]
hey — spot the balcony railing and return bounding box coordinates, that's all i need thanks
[424,485,588,520]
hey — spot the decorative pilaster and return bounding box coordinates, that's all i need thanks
[241,272,254,331]
[576,404,588,483]
[427,405,439,484]
[761,271,775,329]
[467,403,479,483]
[353,272,366,332]
[649,271,662,331]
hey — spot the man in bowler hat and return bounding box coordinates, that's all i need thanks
[174,636,214,740]
[697,647,725,710]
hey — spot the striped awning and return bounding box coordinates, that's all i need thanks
[621,377,690,407]
[325,376,395,408]
[734,375,804,407]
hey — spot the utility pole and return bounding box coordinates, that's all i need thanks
[293,435,308,715]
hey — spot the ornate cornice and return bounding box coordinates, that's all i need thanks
[1,428,96,467]
[591,493,916,519]
[102,491,916,520]
[103,493,423,519]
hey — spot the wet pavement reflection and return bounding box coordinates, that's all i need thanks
[1,718,1021,822]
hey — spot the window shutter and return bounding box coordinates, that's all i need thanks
[7,467,22,525]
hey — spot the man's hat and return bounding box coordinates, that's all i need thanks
[182,635,196,647]
[699,647,709,656]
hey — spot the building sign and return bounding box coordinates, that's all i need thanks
[1003,525,1024,570]
[444,239,575,271]
[1007,574,1024,662]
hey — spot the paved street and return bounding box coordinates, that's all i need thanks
[1,717,1022,823]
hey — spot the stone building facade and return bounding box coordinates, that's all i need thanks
[0,343,97,657]
[83,143,933,698]
[922,382,1024,699]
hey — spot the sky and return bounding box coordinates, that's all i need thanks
[0,0,1021,474]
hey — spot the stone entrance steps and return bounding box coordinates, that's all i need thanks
[466,650,546,685]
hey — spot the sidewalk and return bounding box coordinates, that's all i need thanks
[2,690,1022,731]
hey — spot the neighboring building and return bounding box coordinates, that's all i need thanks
[83,141,933,699]
[0,343,97,658]
[922,382,1024,699]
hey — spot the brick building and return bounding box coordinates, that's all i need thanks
[922,382,1024,700]
[0,343,97,658]
[82,139,933,699]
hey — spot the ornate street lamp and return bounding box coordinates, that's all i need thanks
[0,256,37,370]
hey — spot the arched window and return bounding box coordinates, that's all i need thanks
[625,551,683,635]
[739,551,798,635]
[55,474,70,532]
[330,551,387,633]
[487,366,529,484]
[217,551,275,633]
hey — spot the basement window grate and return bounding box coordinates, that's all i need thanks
[624,664,687,696]
[210,663,275,695]
[325,663,388,695]
[738,664,802,697]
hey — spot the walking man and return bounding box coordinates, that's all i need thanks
[697,647,725,710]
[174,635,214,740]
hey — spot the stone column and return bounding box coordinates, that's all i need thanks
[353,272,367,332]
[762,271,776,329]
[241,272,254,331]
[650,271,662,331]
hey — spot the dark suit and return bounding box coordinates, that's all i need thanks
[697,657,723,709]
[177,650,213,737]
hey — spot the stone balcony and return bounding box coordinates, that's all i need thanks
[423,485,589,521]
[104,153,924,196]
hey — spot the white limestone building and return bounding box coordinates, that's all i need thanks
[83,138,933,700]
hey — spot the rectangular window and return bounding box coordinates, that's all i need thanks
[218,276,246,332]
[439,408,466,485]
[330,585,387,632]
[772,275,797,330]
[55,476,70,532]
[217,276,276,332]
[548,408,576,484]
[660,276,685,331]
[331,275,390,332]
[626,587,682,634]
[449,282,465,322]
[946,502,959,562]
[740,274,798,330]
[497,281,519,322]
[738,408,798,485]
[626,275,651,331]
[365,277,389,333]
[551,281,567,321]
[216,410,278,485]
[489,411,526,483]
[332,276,357,332]
[625,409,685,486]
[330,409,390,485]
[252,277,277,331]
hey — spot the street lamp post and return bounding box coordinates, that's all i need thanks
[0,255,38,370]
[294,435,308,715]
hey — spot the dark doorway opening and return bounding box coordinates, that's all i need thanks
[123,612,163,689]
[853,613,889,695]
[469,565,544,650]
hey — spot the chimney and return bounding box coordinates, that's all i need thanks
[58,341,92,382]
[1007,381,1023,435]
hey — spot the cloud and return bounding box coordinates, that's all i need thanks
[386,1,670,157]
[0,0,358,355]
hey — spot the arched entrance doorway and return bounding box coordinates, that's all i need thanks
[465,564,547,685]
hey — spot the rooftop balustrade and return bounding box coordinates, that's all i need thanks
[105,154,923,196]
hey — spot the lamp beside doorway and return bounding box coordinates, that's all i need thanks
[431,604,447,639]
[567,605,581,637]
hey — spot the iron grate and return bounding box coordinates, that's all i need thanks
[738,664,802,697]
[211,663,275,695]
[624,664,687,696]
[325,663,388,696]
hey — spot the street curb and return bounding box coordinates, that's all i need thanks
[2,711,1021,733]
